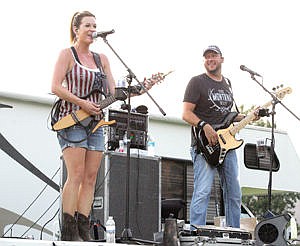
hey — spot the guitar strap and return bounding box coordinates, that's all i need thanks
[225,77,240,113]
[92,51,110,96]
[49,97,62,130]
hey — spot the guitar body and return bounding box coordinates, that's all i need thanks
[196,112,243,167]
[53,109,90,131]
[197,130,222,167]
[53,109,116,133]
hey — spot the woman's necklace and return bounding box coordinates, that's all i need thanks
[78,51,95,68]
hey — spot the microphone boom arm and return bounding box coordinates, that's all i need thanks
[100,35,166,116]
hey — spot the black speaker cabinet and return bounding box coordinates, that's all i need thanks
[91,151,161,241]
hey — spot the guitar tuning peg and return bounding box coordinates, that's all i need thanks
[272,87,276,91]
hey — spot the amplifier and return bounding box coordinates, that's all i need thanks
[91,151,161,241]
[107,109,148,150]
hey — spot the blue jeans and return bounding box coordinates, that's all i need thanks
[57,125,105,152]
[190,147,241,228]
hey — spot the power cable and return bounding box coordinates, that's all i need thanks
[1,167,60,238]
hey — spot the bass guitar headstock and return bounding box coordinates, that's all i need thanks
[272,85,292,100]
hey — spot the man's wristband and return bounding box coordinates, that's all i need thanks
[197,120,207,130]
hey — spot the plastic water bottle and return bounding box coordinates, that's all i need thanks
[123,131,128,153]
[147,135,155,156]
[256,138,266,158]
[115,77,127,100]
[117,77,126,88]
[118,140,125,152]
[106,216,116,243]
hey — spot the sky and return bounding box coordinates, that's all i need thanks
[1,0,300,157]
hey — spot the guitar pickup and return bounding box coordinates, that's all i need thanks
[219,134,226,144]
[220,148,226,158]
[218,148,227,165]
[205,145,214,155]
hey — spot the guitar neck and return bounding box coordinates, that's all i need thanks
[98,95,117,109]
[228,87,292,136]
[230,114,256,135]
[230,100,272,136]
[97,70,173,109]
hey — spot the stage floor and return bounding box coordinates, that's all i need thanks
[0,237,256,246]
[0,238,137,246]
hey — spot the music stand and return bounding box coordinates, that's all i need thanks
[244,143,280,172]
[96,32,165,244]
[243,73,297,215]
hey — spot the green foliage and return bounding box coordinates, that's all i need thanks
[238,105,275,128]
[242,192,300,220]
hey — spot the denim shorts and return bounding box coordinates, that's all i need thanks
[57,125,105,152]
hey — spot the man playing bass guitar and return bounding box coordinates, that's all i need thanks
[182,45,259,229]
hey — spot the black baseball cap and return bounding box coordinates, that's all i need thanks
[203,45,222,57]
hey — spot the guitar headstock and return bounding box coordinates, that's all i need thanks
[273,86,292,100]
[144,70,174,86]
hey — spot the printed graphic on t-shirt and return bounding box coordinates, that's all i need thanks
[208,88,232,113]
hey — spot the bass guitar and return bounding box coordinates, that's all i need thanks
[194,86,292,167]
[52,71,173,131]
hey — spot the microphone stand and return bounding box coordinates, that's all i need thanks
[248,74,300,215]
[98,34,164,244]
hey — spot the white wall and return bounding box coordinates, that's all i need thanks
[0,93,61,239]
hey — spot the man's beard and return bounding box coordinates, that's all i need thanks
[206,62,221,74]
[208,67,220,75]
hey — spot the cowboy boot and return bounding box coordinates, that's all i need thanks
[61,213,83,241]
[77,212,93,241]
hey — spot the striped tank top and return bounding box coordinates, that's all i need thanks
[58,48,107,121]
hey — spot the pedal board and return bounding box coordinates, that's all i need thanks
[180,236,255,246]
[180,225,252,243]
[194,225,252,240]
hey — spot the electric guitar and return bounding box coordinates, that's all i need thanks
[52,71,173,131]
[194,86,292,167]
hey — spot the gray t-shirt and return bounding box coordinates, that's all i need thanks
[183,73,234,146]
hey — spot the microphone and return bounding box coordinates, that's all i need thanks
[240,65,262,77]
[92,29,115,38]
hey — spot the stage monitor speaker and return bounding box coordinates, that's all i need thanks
[91,151,161,241]
[254,213,297,246]
[244,143,280,172]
